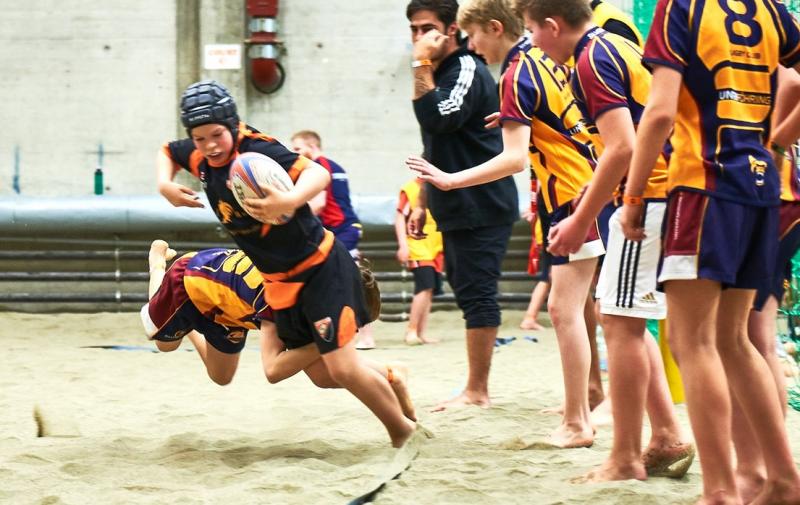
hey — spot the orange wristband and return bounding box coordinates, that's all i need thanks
[623,195,644,206]
[411,59,432,68]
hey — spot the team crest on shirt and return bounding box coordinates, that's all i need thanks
[749,155,767,187]
[227,329,246,344]
[217,201,235,224]
[314,317,334,342]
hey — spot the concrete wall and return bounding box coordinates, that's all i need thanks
[1,0,630,199]
[0,0,177,197]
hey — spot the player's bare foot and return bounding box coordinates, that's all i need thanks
[431,391,490,412]
[355,334,376,350]
[570,459,647,483]
[387,364,417,422]
[390,418,418,448]
[404,331,439,345]
[643,441,696,479]
[148,240,177,269]
[590,397,613,427]
[541,403,564,416]
[404,331,423,346]
[694,490,741,505]
[520,318,544,331]
[735,471,765,504]
[749,479,800,505]
[547,423,594,448]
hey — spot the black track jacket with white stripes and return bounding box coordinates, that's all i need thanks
[413,45,519,232]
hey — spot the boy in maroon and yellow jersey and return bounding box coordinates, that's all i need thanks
[619,0,800,501]
[408,0,604,447]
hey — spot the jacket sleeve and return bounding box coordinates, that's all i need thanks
[412,54,482,134]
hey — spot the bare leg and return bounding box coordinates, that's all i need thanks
[521,281,549,330]
[405,289,438,345]
[432,326,497,411]
[664,280,738,503]
[322,342,415,448]
[546,258,596,448]
[642,333,695,479]
[587,295,606,410]
[576,314,648,482]
[732,296,786,503]
[355,323,376,350]
[185,330,240,385]
[716,291,800,505]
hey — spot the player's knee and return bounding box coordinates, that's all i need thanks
[325,363,358,386]
[208,370,235,386]
[307,373,338,389]
[264,370,281,384]
[154,340,180,352]
[547,299,569,328]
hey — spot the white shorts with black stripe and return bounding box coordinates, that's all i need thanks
[596,202,666,320]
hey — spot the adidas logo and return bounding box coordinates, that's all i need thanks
[640,292,658,304]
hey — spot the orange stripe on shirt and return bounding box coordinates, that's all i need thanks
[260,229,335,282]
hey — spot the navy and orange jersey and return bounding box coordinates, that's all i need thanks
[315,155,360,232]
[572,27,668,199]
[780,143,800,201]
[163,122,332,276]
[644,0,800,206]
[499,47,602,213]
[143,248,272,341]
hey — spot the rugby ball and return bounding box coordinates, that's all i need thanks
[229,152,295,225]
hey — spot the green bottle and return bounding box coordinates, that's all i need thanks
[94,168,104,195]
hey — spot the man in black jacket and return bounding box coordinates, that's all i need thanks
[406,0,519,411]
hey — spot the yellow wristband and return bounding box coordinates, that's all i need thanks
[411,59,432,68]
[623,195,644,206]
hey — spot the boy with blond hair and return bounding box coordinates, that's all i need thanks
[408,0,604,447]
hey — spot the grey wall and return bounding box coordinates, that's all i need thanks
[7,0,642,198]
[0,1,178,197]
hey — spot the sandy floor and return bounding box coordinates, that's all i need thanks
[1,310,799,505]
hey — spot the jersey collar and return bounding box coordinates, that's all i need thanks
[574,26,605,63]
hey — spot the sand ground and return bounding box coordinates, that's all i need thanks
[1,310,799,505]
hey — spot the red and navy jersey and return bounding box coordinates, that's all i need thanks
[572,27,668,199]
[143,249,272,342]
[163,123,331,275]
[644,0,800,205]
[315,155,360,231]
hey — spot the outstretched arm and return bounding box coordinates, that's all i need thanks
[156,149,205,208]
[406,121,530,190]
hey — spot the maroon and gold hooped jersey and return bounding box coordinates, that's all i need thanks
[572,27,668,199]
[644,0,800,205]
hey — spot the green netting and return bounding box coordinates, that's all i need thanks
[631,0,800,40]
[632,0,656,39]
[779,249,800,412]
